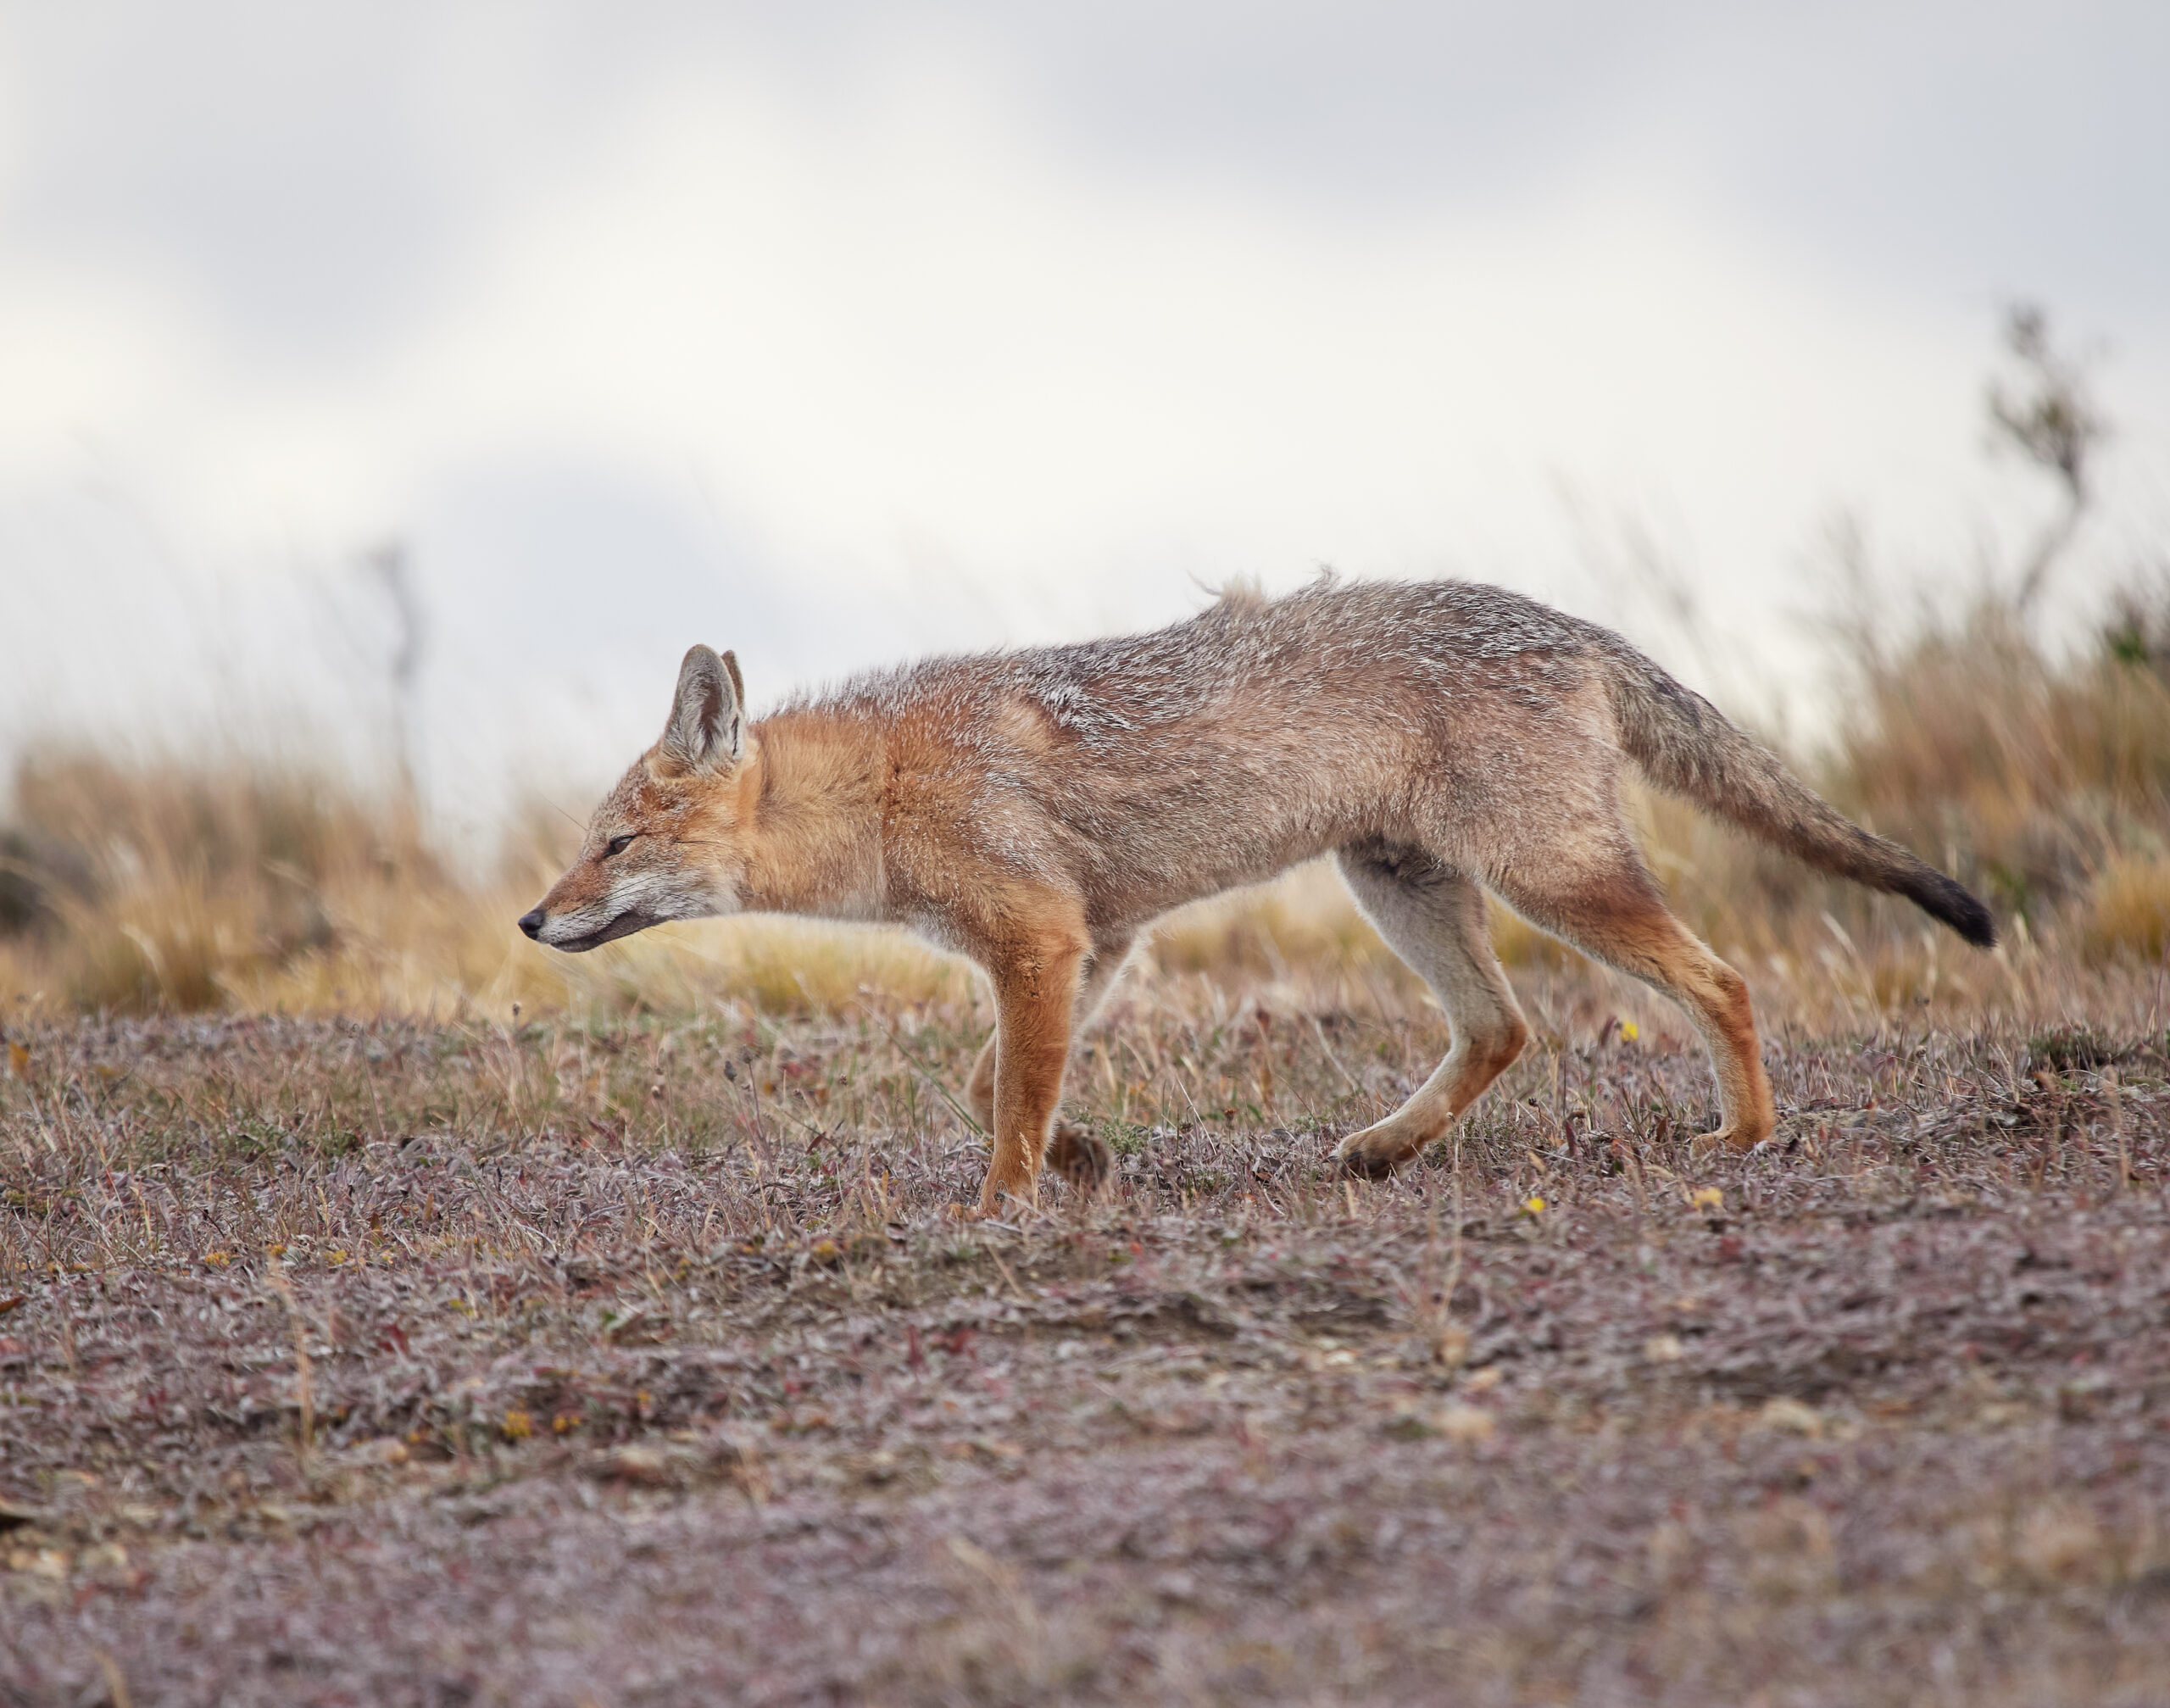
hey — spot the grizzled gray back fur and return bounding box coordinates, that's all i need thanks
[796,575,1994,949]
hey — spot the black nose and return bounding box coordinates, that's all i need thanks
[517,909,546,940]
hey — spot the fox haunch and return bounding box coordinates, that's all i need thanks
[522,577,1995,1212]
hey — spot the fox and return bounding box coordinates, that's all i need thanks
[520,576,1995,1215]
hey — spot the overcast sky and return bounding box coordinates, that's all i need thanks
[2,2,2166,832]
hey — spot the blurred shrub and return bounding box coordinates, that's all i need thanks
[0,752,433,1011]
[2079,853,2170,965]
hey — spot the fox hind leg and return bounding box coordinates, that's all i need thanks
[1493,851,1774,1153]
[1332,843,1531,1178]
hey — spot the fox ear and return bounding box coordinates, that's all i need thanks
[661,644,744,771]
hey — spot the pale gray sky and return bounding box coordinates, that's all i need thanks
[2,3,2165,833]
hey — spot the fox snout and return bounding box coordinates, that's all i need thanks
[518,844,734,953]
[516,885,653,954]
[518,867,629,953]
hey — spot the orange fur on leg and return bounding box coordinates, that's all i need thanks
[1500,858,1775,1152]
[976,923,1089,1214]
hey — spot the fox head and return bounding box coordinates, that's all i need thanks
[519,645,755,952]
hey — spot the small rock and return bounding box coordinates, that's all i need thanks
[2017,1504,2104,1583]
[590,1444,673,1486]
[1755,1398,1825,1438]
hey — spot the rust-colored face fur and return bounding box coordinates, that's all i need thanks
[522,647,753,951]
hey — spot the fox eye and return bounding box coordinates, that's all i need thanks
[604,834,636,858]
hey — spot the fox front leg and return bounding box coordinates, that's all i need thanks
[976,932,1089,1215]
[967,931,1135,1190]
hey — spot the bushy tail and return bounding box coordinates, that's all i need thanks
[1602,651,1997,949]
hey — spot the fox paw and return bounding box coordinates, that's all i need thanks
[1047,1121,1113,1187]
[1332,1125,1423,1180]
[1690,1123,1772,1157]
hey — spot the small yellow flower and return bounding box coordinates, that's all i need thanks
[1691,1187,1725,1212]
[1620,1021,1639,1043]
[327,1249,348,1266]
[203,1251,230,1267]
[552,1411,581,1434]
[1523,1194,1546,1216]
[501,1410,533,1442]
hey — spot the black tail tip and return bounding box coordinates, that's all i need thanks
[1954,903,1998,950]
[1924,877,1997,949]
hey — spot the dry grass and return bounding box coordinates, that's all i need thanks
[7,583,2170,1703]
[8,584,2170,1031]
[4,971,2170,1705]
[2081,853,2170,965]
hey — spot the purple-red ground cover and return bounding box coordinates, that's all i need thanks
[5,991,2170,1705]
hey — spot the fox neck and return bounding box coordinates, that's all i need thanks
[732,710,887,921]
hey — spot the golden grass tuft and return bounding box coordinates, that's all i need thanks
[2079,853,2170,965]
